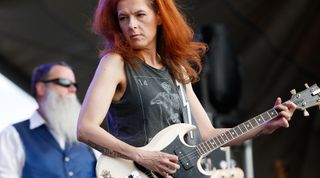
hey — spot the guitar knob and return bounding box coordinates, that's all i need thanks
[220,161,228,169]
[290,89,296,95]
[305,83,310,88]
[303,109,310,117]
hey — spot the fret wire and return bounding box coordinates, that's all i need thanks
[209,139,217,148]
[268,109,278,118]
[201,143,208,153]
[234,126,242,135]
[230,129,237,137]
[256,115,264,124]
[197,108,282,158]
[225,130,233,140]
[239,123,247,133]
[217,135,224,145]
[266,110,272,120]
[245,121,253,130]
[261,112,270,121]
[207,139,214,149]
[200,143,208,153]
[248,119,255,127]
[250,117,258,127]
[198,144,205,154]
[195,146,202,155]
[203,142,211,152]
[214,137,221,146]
[201,139,217,155]
[221,133,228,142]
[205,140,214,152]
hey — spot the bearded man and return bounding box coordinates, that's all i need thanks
[0,62,97,178]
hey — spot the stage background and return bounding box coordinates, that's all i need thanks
[0,0,319,177]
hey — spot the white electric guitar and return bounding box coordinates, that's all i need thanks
[96,84,320,178]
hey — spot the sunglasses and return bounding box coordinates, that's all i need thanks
[41,78,78,89]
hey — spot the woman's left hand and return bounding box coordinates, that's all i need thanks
[261,97,297,134]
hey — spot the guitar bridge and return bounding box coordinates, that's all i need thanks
[127,170,142,178]
[100,169,144,178]
[101,169,114,178]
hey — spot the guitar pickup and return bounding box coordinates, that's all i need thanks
[174,148,194,170]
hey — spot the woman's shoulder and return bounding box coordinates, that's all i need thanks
[99,53,125,69]
[94,53,126,83]
[100,53,124,63]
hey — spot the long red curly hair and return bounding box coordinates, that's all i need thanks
[92,0,207,83]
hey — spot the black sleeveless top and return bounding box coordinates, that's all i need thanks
[106,61,184,146]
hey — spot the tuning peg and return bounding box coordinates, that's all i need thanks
[290,89,296,95]
[305,83,310,88]
[303,109,310,117]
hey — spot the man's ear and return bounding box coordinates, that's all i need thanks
[35,82,46,97]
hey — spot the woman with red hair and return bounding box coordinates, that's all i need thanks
[77,0,296,177]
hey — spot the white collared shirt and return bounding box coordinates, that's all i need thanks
[0,111,100,178]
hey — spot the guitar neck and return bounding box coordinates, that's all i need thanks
[195,83,320,156]
[196,107,279,156]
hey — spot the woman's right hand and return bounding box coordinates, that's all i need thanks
[133,149,180,178]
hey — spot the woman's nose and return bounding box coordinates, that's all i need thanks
[128,17,138,29]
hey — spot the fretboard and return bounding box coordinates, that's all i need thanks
[195,108,279,156]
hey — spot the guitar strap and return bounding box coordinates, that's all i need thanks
[176,81,201,145]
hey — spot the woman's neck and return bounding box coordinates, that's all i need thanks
[140,50,163,69]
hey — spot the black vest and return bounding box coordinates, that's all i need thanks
[14,120,96,178]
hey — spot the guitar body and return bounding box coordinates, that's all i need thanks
[96,123,211,178]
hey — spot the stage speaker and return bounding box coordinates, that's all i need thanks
[202,24,242,114]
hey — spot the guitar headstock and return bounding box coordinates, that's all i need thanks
[290,83,320,116]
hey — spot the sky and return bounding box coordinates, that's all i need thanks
[0,73,38,131]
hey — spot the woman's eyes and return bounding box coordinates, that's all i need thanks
[118,16,128,21]
[137,13,146,17]
[118,13,146,22]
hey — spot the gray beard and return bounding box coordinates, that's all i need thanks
[39,88,81,144]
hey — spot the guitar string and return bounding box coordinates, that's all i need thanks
[176,133,232,162]
[137,149,202,177]
[133,113,278,176]
[177,111,278,163]
[179,108,280,162]
[144,170,156,178]
[135,150,199,177]
[145,109,283,176]
[138,168,156,178]
[136,131,246,176]
[177,123,257,164]
[179,122,277,164]
[178,126,253,162]
[137,128,247,176]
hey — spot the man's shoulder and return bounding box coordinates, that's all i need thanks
[0,124,20,140]
[0,119,30,137]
